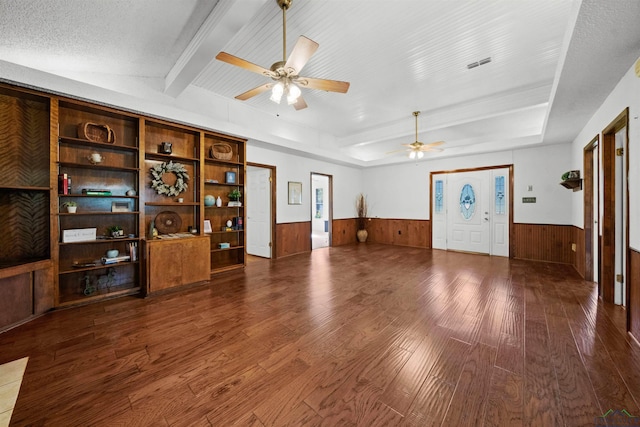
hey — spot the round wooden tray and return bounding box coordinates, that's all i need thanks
[155,211,182,234]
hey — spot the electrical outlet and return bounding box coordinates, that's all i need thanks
[571,243,576,252]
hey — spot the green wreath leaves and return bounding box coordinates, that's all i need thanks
[150,161,189,196]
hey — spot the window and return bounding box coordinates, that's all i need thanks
[495,176,505,215]
[435,180,443,213]
[459,183,476,220]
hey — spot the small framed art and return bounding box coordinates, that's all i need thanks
[288,181,302,205]
[225,171,236,184]
[203,219,212,233]
[111,201,131,212]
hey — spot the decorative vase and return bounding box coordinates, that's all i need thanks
[105,249,119,258]
[357,229,368,243]
[216,196,222,207]
[204,195,215,207]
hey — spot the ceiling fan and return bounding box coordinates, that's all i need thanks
[215,0,350,110]
[388,111,445,159]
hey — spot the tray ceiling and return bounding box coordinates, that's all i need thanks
[1,0,639,166]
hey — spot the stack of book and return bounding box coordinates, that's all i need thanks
[82,188,112,196]
[101,255,131,265]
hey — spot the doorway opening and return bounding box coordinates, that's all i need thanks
[311,173,332,250]
[598,108,628,305]
[246,163,276,259]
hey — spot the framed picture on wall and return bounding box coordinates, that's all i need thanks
[288,181,302,205]
[225,171,236,184]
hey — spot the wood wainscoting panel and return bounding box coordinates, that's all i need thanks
[573,226,585,278]
[276,221,311,258]
[513,224,574,264]
[367,218,430,248]
[630,249,640,344]
[332,218,357,246]
[0,273,32,330]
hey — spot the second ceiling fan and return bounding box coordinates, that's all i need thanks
[388,111,445,159]
[215,0,350,110]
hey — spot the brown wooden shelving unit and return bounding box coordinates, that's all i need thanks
[0,81,247,320]
[203,133,246,274]
[56,99,142,306]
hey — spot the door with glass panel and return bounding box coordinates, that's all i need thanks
[432,167,509,256]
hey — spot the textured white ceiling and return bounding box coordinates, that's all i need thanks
[0,0,639,166]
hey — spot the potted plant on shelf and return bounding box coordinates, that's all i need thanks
[62,201,77,213]
[106,225,123,238]
[355,193,368,243]
[228,188,242,207]
[228,188,241,201]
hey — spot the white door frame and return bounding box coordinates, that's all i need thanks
[430,165,513,257]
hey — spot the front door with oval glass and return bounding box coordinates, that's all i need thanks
[432,168,509,256]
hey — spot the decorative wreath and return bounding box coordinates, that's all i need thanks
[150,161,189,196]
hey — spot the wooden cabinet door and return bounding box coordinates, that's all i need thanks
[180,237,210,285]
[147,236,209,293]
[148,240,183,292]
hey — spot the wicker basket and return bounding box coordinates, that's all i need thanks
[210,143,233,160]
[77,122,116,144]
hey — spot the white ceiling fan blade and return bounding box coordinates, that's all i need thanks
[293,95,308,110]
[424,141,445,147]
[284,36,319,75]
[386,148,410,154]
[296,76,350,93]
[216,52,274,77]
[235,83,273,101]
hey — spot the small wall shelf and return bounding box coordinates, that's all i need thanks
[560,178,582,191]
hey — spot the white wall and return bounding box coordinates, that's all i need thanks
[570,59,640,250]
[362,144,572,224]
[513,144,573,224]
[247,144,363,223]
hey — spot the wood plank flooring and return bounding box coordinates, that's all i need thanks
[1,244,639,426]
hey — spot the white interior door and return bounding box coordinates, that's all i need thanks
[432,168,509,256]
[246,166,271,258]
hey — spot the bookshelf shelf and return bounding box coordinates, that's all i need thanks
[59,136,138,152]
[58,211,140,216]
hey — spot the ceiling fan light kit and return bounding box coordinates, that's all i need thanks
[215,0,350,110]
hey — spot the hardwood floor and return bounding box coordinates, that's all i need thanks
[2,244,639,426]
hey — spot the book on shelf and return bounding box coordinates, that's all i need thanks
[58,173,70,195]
[82,188,112,196]
[127,242,138,262]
